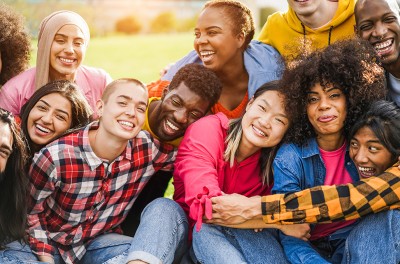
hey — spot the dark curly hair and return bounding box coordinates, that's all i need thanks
[281,39,387,145]
[0,3,30,86]
[168,63,222,109]
[203,0,255,49]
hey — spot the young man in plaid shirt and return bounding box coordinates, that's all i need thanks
[2,79,177,264]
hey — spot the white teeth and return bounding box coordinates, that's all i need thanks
[166,119,179,131]
[358,166,374,172]
[200,51,215,56]
[252,125,266,136]
[60,58,74,63]
[119,121,134,128]
[36,124,50,133]
[374,39,393,50]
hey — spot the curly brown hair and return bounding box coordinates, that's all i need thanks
[203,0,254,49]
[281,39,387,145]
[0,3,31,86]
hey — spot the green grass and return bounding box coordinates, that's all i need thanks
[30,33,194,198]
[30,33,194,84]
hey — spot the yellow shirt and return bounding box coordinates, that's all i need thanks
[258,0,356,59]
[143,97,182,147]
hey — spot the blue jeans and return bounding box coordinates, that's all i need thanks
[192,224,288,264]
[126,198,189,264]
[343,210,400,264]
[0,233,132,264]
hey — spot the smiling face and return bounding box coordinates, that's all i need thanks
[194,6,245,73]
[287,0,323,17]
[27,93,72,147]
[306,83,347,138]
[350,126,394,178]
[49,24,86,81]
[97,82,148,142]
[0,121,12,173]
[152,82,209,142]
[240,90,289,155]
[355,0,400,66]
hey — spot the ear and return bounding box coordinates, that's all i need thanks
[161,86,169,100]
[245,97,255,112]
[96,99,104,118]
[236,31,246,49]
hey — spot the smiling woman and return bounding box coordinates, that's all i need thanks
[20,80,92,159]
[0,10,112,116]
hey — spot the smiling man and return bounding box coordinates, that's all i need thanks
[1,79,178,264]
[121,63,222,236]
[259,0,356,58]
[355,0,400,106]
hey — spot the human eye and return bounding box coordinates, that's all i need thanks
[36,104,47,111]
[258,104,266,111]
[275,117,286,125]
[118,101,127,106]
[307,96,318,104]
[137,106,146,113]
[350,140,358,148]
[208,30,217,36]
[190,111,201,120]
[74,39,84,46]
[330,92,342,99]
[171,98,181,107]
[56,114,67,121]
[194,31,200,38]
[359,23,373,31]
[384,16,397,23]
[54,37,65,44]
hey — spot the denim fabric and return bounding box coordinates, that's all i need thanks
[127,198,189,264]
[272,139,359,264]
[162,40,283,98]
[0,233,132,264]
[192,223,288,264]
[343,210,400,264]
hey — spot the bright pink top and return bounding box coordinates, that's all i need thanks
[173,113,272,234]
[0,66,112,115]
[311,143,356,240]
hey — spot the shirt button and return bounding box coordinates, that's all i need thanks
[347,162,351,165]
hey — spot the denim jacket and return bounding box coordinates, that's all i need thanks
[272,138,359,264]
[162,40,283,98]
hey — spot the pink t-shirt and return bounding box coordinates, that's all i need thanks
[0,66,112,115]
[311,142,356,240]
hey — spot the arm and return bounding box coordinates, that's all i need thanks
[262,166,400,224]
[27,149,58,259]
[174,115,225,231]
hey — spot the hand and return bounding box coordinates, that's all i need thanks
[38,255,55,264]
[206,193,262,225]
[279,223,311,241]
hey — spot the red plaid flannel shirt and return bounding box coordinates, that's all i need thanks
[27,122,176,264]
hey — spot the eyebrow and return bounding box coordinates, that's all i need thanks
[307,87,340,94]
[54,33,84,40]
[0,143,12,153]
[117,95,148,107]
[195,26,222,31]
[38,99,70,117]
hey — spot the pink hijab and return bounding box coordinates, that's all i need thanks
[35,10,90,90]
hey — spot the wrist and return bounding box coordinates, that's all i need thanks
[246,196,262,220]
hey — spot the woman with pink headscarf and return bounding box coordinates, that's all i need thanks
[0,10,112,115]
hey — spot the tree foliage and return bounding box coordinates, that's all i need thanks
[259,7,278,29]
[150,11,176,33]
[115,15,142,34]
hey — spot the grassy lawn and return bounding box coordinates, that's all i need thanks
[31,33,195,198]
[31,33,194,84]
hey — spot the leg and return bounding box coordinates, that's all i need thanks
[231,228,289,264]
[192,224,247,264]
[121,171,173,236]
[343,210,400,264]
[79,233,132,264]
[0,240,60,263]
[127,198,189,264]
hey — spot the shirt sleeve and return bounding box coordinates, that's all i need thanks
[174,116,224,231]
[151,138,177,172]
[261,167,400,224]
[27,149,58,257]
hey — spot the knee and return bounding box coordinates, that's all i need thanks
[141,198,187,224]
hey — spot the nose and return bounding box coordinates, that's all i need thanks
[174,109,188,125]
[195,34,208,45]
[125,107,135,117]
[259,115,272,129]
[318,96,331,110]
[372,22,388,39]
[41,112,53,124]
[353,147,368,165]
[63,41,74,54]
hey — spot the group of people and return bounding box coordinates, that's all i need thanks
[0,0,399,264]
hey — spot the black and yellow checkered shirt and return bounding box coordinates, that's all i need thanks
[261,165,400,224]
